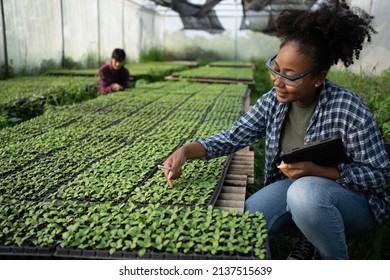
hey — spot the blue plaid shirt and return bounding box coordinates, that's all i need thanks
[198,79,390,224]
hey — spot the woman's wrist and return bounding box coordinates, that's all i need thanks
[182,142,207,160]
[312,164,341,180]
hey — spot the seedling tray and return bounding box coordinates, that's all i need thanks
[0,246,54,258]
[207,154,233,207]
[165,75,255,85]
[54,246,269,260]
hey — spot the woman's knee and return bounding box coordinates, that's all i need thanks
[287,177,312,205]
[245,179,294,214]
[244,194,259,213]
[286,176,330,214]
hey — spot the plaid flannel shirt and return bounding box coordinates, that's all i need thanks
[198,79,390,224]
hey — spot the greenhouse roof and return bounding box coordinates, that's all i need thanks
[147,0,316,34]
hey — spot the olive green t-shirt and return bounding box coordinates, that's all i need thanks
[280,100,318,152]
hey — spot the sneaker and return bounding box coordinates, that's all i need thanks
[286,235,315,260]
[311,248,321,260]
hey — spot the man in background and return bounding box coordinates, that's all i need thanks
[98,48,130,95]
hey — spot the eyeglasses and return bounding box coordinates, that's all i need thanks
[265,54,318,87]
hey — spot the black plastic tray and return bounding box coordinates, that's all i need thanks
[54,246,268,260]
[0,246,54,259]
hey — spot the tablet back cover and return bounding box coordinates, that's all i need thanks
[279,136,349,166]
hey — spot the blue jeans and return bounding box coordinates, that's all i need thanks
[245,176,376,259]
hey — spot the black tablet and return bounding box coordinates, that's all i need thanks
[279,136,350,166]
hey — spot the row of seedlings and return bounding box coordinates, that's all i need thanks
[168,66,255,84]
[0,76,98,128]
[47,62,189,81]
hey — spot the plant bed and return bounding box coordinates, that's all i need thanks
[167,66,255,85]
[0,81,265,259]
[128,157,231,207]
[165,75,255,85]
[1,82,245,203]
[208,61,255,69]
[0,200,85,258]
[171,66,253,80]
[46,62,189,83]
[0,76,98,128]
[55,204,268,260]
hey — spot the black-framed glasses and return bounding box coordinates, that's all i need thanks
[265,54,318,87]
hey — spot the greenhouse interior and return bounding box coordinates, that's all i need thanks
[0,0,389,261]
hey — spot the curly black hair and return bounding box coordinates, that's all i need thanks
[276,0,376,70]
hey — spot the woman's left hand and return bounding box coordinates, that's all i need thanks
[277,161,316,179]
[277,161,341,180]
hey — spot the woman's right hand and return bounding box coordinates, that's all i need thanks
[162,142,207,187]
[163,147,187,187]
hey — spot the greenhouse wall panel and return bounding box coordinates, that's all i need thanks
[3,0,62,70]
[63,0,99,65]
[124,1,141,61]
[99,0,124,60]
[139,8,164,52]
[0,0,164,72]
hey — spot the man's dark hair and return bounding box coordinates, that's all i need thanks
[112,48,126,62]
